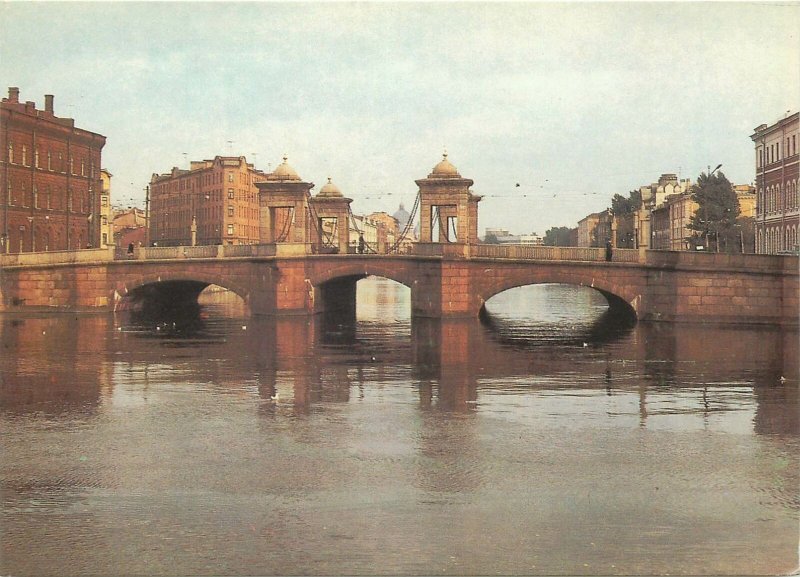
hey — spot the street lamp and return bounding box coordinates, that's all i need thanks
[27,216,33,251]
[702,164,723,252]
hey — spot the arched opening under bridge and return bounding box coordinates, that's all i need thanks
[315,275,411,345]
[480,283,636,347]
[117,279,248,321]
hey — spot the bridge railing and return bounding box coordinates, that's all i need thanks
[409,243,642,262]
[646,249,800,271]
[132,244,280,260]
[0,247,115,267]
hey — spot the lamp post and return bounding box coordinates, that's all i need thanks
[144,185,150,247]
[27,216,33,251]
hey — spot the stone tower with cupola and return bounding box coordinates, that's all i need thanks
[309,178,352,253]
[416,153,481,245]
[256,156,314,248]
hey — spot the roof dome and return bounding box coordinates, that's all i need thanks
[317,177,343,198]
[271,156,301,180]
[392,203,411,228]
[430,152,460,177]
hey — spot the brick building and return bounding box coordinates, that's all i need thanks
[149,156,268,246]
[1,87,106,253]
[751,112,799,254]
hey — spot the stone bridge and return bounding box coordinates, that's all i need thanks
[0,244,797,325]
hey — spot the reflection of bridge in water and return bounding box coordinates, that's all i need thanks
[1,154,797,324]
[1,312,796,436]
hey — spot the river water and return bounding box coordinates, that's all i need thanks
[1,277,798,576]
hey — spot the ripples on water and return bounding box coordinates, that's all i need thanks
[1,278,798,576]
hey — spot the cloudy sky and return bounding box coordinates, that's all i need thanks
[2,2,798,235]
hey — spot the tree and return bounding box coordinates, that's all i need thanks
[483,233,500,244]
[544,226,575,246]
[688,171,739,253]
[611,189,643,216]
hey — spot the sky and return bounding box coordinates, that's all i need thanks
[2,1,798,236]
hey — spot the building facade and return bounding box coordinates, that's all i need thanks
[149,156,268,246]
[1,87,106,253]
[99,169,112,248]
[112,206,146,251]
[578,210,612,247]
[751,112,799,254]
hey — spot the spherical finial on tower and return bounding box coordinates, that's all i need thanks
[272,155,300,180]
[431,150,459,177]
[318,176,343,197]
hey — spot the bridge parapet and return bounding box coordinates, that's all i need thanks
[0,247,115,268]
[471,244,641,263]
[645,250,800,273]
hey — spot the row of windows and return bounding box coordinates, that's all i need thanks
[151,187,258,206]
[758,179,799,214]
[3,225,86,252]
[5,181,93,212]
[757,225,799,253]
[7,142,96,177]
[153,169,260,195]
[757,134,798,167]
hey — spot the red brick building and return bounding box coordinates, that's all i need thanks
[149,156,267,246]
[1,87,106,253]
[752,111,799,254]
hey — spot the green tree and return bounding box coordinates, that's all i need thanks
[544,226,575,246]
[611,189,643,215]
[483,233,500,244]
[688,171,739,253]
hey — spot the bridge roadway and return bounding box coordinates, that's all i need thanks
[0,243,797,325]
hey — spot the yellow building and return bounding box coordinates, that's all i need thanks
[734,184,756,218]
[99,169,112,248]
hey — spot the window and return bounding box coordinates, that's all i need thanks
[33,186,38,208]
[228,173,234,183]
[47,152,51,170]
[227,224,234,235]
[69,156,74,174]
[21,145,27,166]
[228,188,234,199]
[7,143,12,163]
[81,161,85,176]
[35,149,39,168]
[228,205,234,217]
[101,195,108,206]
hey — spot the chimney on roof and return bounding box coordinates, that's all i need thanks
[8,87,19,103]
[45,94,54,114]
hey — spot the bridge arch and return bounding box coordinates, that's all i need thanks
[474,265,641,322]
[113,271,251,315]
[305,257,421,319]
[306,257,419,290]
